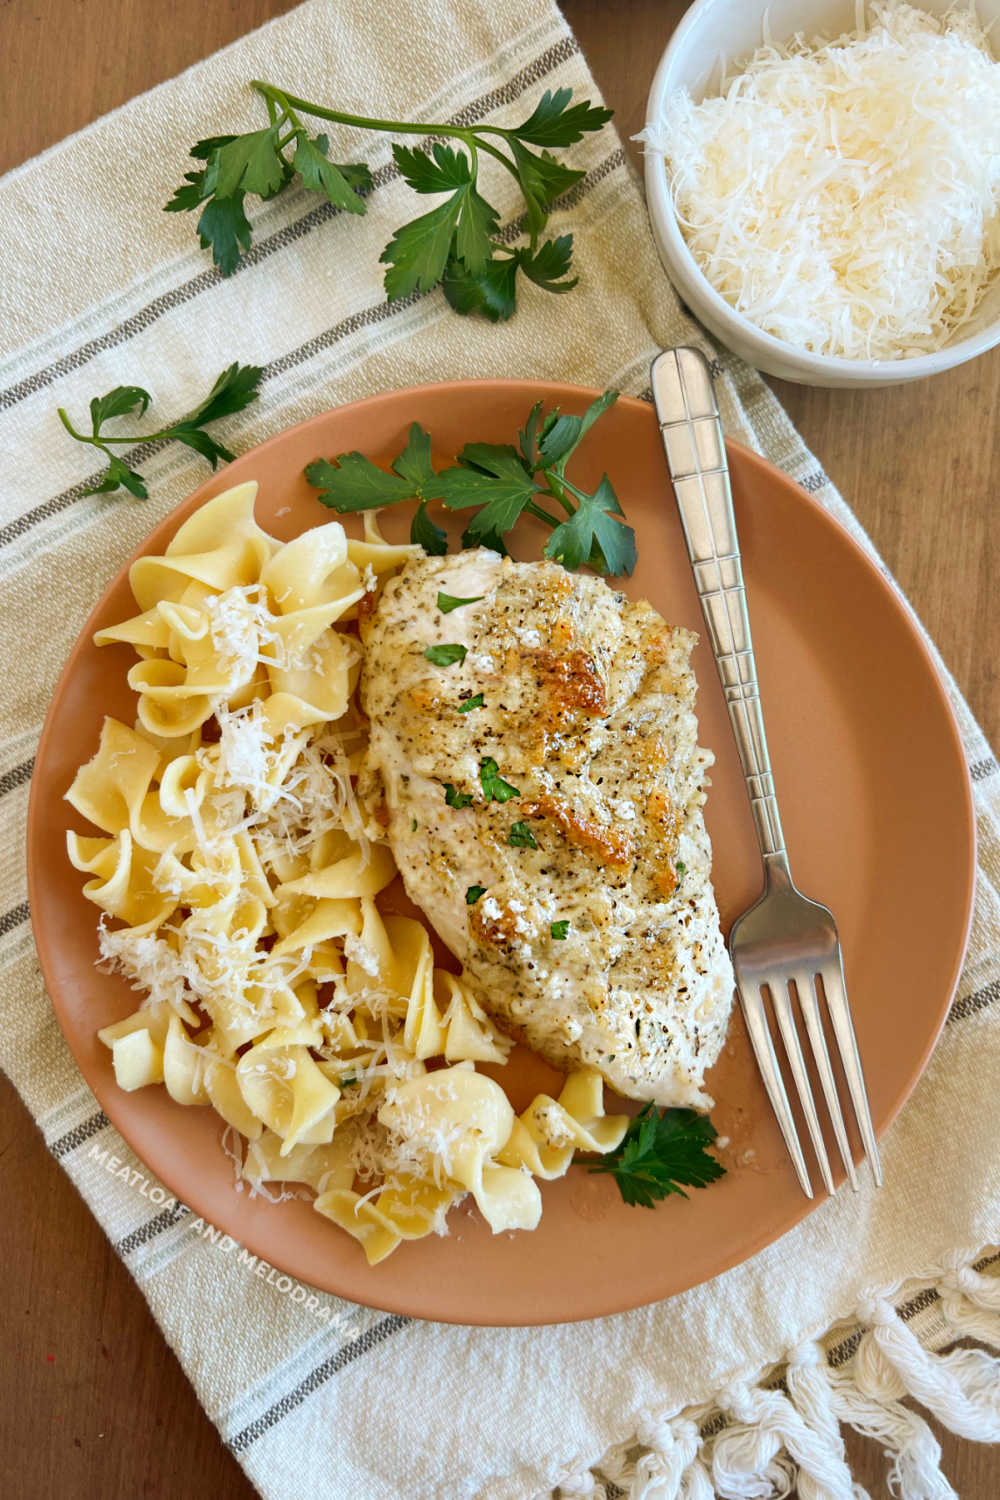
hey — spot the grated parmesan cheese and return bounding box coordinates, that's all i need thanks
[643,2,1000,359]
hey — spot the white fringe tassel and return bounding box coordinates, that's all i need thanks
[556,1252,1000,1500]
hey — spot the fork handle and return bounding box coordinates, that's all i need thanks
[651,348,786,863]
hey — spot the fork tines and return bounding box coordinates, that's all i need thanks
[734,957,882,1198]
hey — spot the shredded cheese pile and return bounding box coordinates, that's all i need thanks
[645,2,1000,360]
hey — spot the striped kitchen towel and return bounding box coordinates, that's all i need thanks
[1,0,998,1496]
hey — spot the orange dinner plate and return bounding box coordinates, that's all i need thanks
[28,381,975,1325]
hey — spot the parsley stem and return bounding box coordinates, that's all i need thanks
[58,408,175,449]
[468,134,525,187]
[250,82,481,145]
[540,472,577,518]
[525,498,564,529]
[56,408,88,443]
[250,81,529,198]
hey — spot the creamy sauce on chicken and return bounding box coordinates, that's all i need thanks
[360,550,734,1109]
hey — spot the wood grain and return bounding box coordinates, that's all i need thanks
[1,0,997,1495]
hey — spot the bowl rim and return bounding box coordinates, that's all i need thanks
[643,0,1000,379]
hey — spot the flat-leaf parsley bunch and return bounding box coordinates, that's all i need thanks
[166,82,612,319]
[305,389,637,576]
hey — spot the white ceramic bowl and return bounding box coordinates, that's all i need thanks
[644,0,1000,387]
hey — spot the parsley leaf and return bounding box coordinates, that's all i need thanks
[392,422,436,489]
[89,387,151,428]
[212,126,285,198]
[550,919,570,940]
[391,144,499,278]
[292,132,369,213]
[466,885,486,905]
[164,169,213,213]
[306,452,416,511]
[307,420,439,516]
[437,591,485,613]
[538,388,619,469]
[545,474,637,578]
[177,362,264,428]
[188,133,242,160]
[508,821,538,849]
[444,784,473,809]
[509,144,582,238]
[381,194,467,299]
[480,758,520,803]
[304,391,636,576]
[410,500,448,555]
[442,254,519,323]
[434,445,538,540]
[511,88,614,148]
[457,693,484,714]
[170,119,367,276]
[195,193,252,277]
[58,363,264,498]
[585,1104,725,1208]
[85,454,149,499]
[517,236,578,295]
[424,644,467,667]
[675,860,686,879]
[168,80,611,315]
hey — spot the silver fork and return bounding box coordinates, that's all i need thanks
[651,347,882,1197]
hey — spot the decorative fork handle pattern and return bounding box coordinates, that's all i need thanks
[651,348,786,861]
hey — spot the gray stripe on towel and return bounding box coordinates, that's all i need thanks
[0,901,29,938]
[51,1109,109,1158]
[227,1314,410,1453]
[0,758,33,797]
[949,977,1000,1024]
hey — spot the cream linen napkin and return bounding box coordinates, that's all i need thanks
[2,1,999,1496]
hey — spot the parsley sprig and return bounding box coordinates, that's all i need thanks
[166,83,612,318]
[305,390,636,576]
[585,1104,725,1208]
[57,363,264,498]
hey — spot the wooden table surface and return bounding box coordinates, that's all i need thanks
[2,2,996,1496]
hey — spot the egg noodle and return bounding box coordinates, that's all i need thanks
[64,482,628,1264]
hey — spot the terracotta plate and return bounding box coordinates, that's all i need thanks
[28,381,975,1326]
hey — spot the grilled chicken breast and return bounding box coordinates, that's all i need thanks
[360,549,734,1109]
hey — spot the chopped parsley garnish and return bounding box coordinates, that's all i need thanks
[675,860,686,878]
[437,591,485,613]
[584,1103,725,1208]
[411,818,418,832]
[338,1076,357,1088]
[550,919,570,940]
[466,885,486,905]
[423,643,467,667]
[508,821,538,849]
[457,693,484,713]
[480,757,520,803]
[444,784,473,809]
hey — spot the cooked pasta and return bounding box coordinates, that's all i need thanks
[65,482,628,1263]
